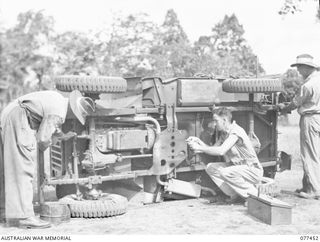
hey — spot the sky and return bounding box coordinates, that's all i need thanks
[1,0,320,74]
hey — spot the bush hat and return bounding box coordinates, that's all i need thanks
[290,54,319,69]
[69,90,95,125]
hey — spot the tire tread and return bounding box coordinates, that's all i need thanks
[222,78,283,93]
[53,75,127,94]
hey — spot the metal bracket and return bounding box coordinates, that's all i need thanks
[165,104,178,132]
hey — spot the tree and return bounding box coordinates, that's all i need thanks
[150,9,196,78]
[53,31,99,75]
[0,9,267,100]
[279,0,320,21]
[99,13,160,77]
[281,68,303,98]
[0,10,55,99]
[193,14,264,77]
[160,9,188,46]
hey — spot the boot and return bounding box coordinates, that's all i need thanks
[298,191,319,200]
[19,216,51,229]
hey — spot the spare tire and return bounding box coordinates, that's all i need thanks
[222,78,283,93]
[53,75,127,93]
[59,194,128,218]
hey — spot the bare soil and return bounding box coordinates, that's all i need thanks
[0,125,319,235]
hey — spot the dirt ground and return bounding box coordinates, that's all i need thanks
[0,125,319,235]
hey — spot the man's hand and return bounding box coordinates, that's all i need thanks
[189,142,204,154]
[38,140,51,151]
[276,101,297,114]
[53,131,77,141]
[59,131,77,141]
[276,102,297,114]
[186,136,204,145]
[276,103,287,111]
[276,103,291,114]
[186,136,205,154]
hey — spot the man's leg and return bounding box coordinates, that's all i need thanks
[3,106,36,219]
[219,165,263,198]
[299,115,320,197]
[0,132,5,221]
[299,117,312,193]
[206,162,238,198]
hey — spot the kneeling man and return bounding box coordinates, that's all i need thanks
[187,107,263,202]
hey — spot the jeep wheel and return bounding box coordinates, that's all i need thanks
[222,78,283,93]
[59,194,128,218]
[53,75,127,93]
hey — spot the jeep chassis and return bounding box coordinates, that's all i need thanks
[37,75,291,218]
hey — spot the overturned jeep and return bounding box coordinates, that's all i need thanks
[38,75,291,218]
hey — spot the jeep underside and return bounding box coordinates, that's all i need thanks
[37,75,291,217]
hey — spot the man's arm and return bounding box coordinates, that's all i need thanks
[277,100,297,113]
[52,130,77,144]
[278,85,311,113]
[189,134,238,156]
[36,115,64,151]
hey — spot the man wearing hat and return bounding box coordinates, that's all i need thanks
[280,54,320,199]
[0,90,95,228]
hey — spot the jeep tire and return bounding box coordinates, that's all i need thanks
[53,75,127,93]
[59,194,128,218]
[222,78,283,93]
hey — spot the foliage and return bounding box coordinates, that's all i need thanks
[279,0,302,15]
[101,13,160,77]
[160,9,188,46]
[0,10,55,100]
[193,14,264,77]
[150,9,195,78]
[279,0,320,20]
[53,31,99,75]
[280,68,303,101]
[1,9,266,103]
